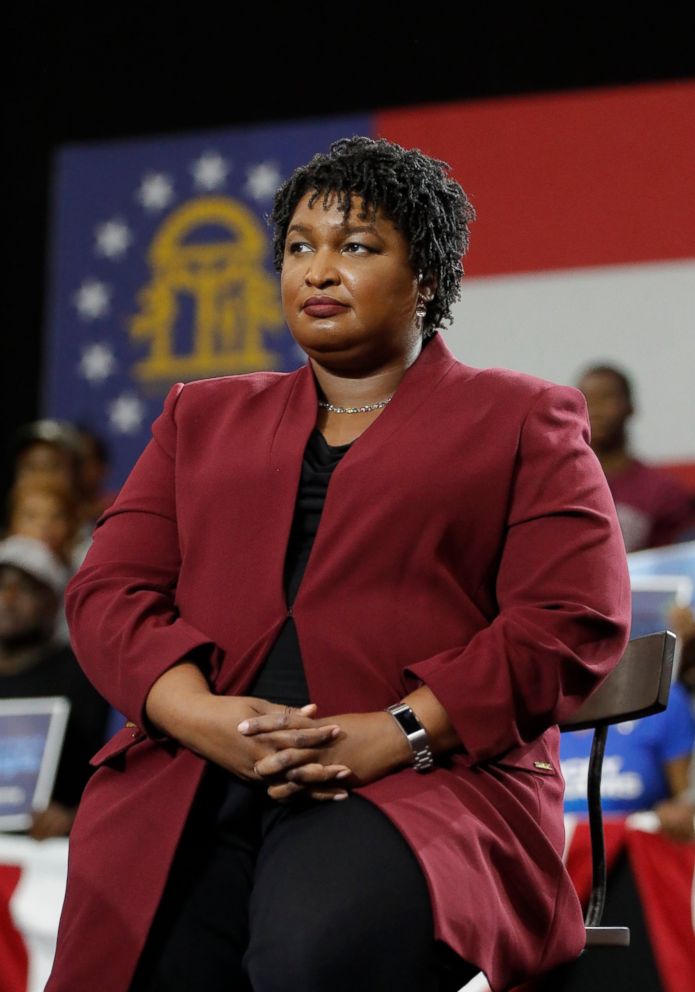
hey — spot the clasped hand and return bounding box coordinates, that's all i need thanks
[185,694,383,802]
[191,696,407,802]
[238,705,410,803]
[235,700,352,802]
[146,664,410,804]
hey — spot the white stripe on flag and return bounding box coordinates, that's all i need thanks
[0,835,69,992]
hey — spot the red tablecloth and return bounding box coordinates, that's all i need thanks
[564,819,695,992]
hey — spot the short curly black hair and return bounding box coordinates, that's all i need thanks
[270,136,475,337]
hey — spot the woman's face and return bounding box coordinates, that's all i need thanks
[281,191,423,372]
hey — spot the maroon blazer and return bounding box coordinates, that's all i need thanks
[47,334,630,992]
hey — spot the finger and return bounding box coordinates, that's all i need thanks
[254,747,330,778]
[250,726,340,749]
[238,712,330,735]
[266,780,305,802]
[266,781,350,803]
[285,764,352,784]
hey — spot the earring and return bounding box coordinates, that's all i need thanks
[415,297,427,319]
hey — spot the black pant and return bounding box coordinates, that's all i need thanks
[131,767,476,991]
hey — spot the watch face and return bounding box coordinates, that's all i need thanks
[395,707,423,737]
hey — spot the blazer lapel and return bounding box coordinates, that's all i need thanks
[330,332,458,465]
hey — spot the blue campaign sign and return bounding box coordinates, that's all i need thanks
[43,115,371,489]
[628,542,695,636]
[0,698,70,831]
[628,541,695,585]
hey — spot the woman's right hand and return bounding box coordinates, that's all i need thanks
[144,661,351,800]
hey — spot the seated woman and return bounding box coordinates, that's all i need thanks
[47,137,630,992]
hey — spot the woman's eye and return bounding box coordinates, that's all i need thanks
[343,242,372,255]
[287,242,312,254]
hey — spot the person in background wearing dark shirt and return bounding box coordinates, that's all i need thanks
[577,364,692,551]
[0,535,109,839]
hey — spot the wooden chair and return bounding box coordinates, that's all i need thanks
[559,630,676,948]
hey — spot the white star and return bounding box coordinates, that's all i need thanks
[136,172,175,211]
[78,343,117,382]
[95,218,132,259]
[108,393,146,434]
[73,279,111,320]
[190,151,230,191]
[245,161,282,201]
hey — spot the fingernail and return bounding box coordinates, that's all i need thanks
[237,721,250,733]
[300,704,315,713]
[336,770,351,779]
[333,792,349,801]
[330,727,341,738]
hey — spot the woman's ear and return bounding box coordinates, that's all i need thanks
[417,271,437,302]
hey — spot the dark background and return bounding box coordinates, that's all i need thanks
[4,3,694,496]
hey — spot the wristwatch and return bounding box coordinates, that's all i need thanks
[386,703,434,772]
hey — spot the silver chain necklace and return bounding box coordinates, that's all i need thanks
[317,395,393,415]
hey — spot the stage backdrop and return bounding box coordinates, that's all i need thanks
[44,81,694,489]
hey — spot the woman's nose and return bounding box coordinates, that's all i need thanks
[304,250,340,288]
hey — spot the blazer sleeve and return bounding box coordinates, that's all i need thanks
[404,384,631,762]
[65,383,219,732]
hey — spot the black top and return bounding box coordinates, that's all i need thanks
[248,428,351,707]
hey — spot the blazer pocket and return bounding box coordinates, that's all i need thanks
[90,724,146,768]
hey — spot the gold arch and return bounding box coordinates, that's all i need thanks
[131,196,283,382]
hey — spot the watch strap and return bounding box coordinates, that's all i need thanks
[386,703,434,772]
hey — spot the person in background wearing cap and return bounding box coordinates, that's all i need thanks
[0,535,109,839]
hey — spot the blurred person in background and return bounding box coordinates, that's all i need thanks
[7,477,80,566]
[12,419,84,497]
[671,605,695,696]
[653,603,695,841]
[577,364,692,551]
[10,419,106,565]
[560,672,695,840]
[0,535,109,839]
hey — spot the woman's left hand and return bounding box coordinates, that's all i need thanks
[240,710,412,801]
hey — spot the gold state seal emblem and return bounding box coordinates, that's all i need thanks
[131,196,283,383]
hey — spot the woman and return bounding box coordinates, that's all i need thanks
[47,137,630,992]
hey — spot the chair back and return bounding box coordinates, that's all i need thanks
[561,630,674,732]
[559,630,676,947]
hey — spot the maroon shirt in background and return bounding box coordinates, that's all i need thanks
[607,459,693,551]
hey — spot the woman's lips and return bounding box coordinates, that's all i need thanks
[303,299,348,318]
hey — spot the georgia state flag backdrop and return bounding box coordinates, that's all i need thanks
[44,81,694,489]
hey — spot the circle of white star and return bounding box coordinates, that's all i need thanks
[136,172,175,211]
[108,393,146,434]
[245,162,282,201]
[78,343,117,383]
[73,279,111,320]
[191,151,230,191]
[95,218,132,259]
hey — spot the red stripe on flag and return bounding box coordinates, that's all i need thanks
[376,81,695,277]
[627,830,695,992]
[0,865,29,992]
